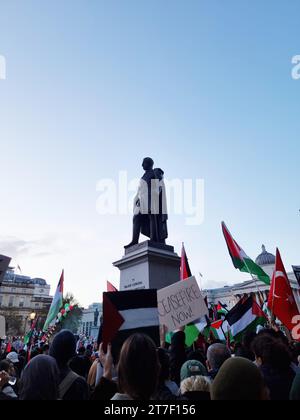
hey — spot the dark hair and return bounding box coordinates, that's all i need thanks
[118,334,160,400]
[0,360,12,372]
[252,335,291,371]
[242,331,257,348]
[169,331,186,385]
[186,349,206,366]
[257,327,289,347]
[235,331,257,361]
[157,348,170,384]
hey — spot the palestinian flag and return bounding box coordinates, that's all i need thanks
[43,270,64,332]
[102,289,160,358]
[180,243,192,280]
[216,302,228,317]
[204,319,229,342]
[225,295,267,342]
[183,317,208,347]
[222,222,270,285]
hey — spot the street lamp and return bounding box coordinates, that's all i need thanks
[29,312,36,328]
[29,312,36,321]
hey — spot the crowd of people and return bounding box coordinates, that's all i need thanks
[1,326,300,400]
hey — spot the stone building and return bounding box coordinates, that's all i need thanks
[0,268,52,335]
[77,302,102,339]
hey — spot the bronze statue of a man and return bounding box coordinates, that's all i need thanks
[94,308,99,327]
[125,157,168,248]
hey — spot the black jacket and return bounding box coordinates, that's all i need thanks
[260,364,295,401]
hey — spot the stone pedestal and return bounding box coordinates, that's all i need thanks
[90,326,100,340]
[113,241,180,291]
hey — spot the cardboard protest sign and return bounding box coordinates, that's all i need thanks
[0,254,11,287]
[102,289,160,359]
[158,276,208,331]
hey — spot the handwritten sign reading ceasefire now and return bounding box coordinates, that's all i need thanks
[157,276,208,331]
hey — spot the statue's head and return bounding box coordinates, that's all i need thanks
[154,168,164,180]
[142,157,154,170]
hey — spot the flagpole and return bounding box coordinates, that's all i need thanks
[271,266,276,324]
[198,272,202,291]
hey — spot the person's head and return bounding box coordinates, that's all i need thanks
[49,330,76,369]
[117,333,160,400]
[180,375,211,396]
[252,334,291,371]
[69,355,86,378]
[206,343,231,372]
[154,168,164,180]
[242,331,257,349]
[157,348,170,384]
[0,360,15,376]
[19,355,59,400]
[30,348,40,360]
[142,157,154,171]
[180,360,208,383]
[78,347,85,356]
[257,327,289,348]
[211,357,268,400]
[84,348,92,358]
[6,352,18,365]
[171,330,186,351]
[19,349,27,359]
[42,344,49,355]
[187,350,206,366]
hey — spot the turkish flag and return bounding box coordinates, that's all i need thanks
[268,248,300,333]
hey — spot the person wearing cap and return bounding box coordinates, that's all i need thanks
[6,351,19,364]
[179,360,211,400]
[6,352,21,378]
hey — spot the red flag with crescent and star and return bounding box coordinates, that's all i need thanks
[268,248,300,333]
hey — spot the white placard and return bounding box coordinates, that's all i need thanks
[157,276,208,331]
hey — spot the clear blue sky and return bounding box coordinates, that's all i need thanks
[0,0,299,306]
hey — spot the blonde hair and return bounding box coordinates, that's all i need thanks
[180,375,211,394]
